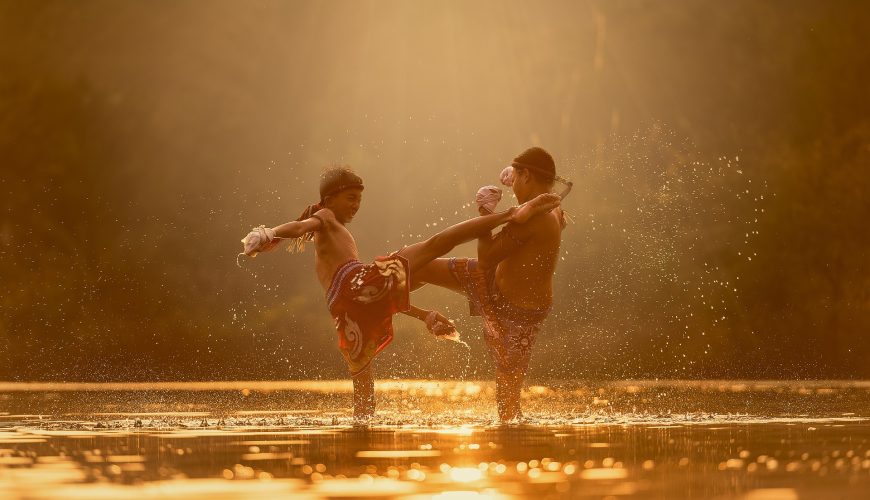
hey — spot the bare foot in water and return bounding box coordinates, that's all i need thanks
[511,193,561,224]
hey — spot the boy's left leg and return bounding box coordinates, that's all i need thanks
[495,367,525,422]
[487,322,543,423]
[352,366,375,421]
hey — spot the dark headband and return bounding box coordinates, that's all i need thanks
[321,182,364,199]
[511,161,556,181]
[320,169,364,200]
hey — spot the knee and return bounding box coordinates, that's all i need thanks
[411,267,431,289]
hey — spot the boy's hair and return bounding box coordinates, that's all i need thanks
[512,147,556,187]
[296,165,364,228]
[290,165,365,243]
[320,165,364,202]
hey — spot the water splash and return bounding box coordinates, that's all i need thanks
[436,331,473,380]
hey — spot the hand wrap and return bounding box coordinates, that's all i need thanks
[475,185,503,214]
[240,225,278,257]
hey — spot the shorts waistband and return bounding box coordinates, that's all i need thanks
[326,260,364,309]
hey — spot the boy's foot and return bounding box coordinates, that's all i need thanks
[352,413,374,427]
[511,193,561,224]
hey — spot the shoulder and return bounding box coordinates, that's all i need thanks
[305,207,337,233]
[509,210,561,236]
[313,207,337,224]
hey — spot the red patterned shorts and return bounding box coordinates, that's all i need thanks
[327,255,410,376]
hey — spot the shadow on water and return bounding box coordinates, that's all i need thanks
[1,380,868,498]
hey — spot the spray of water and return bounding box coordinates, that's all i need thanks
[540,125,766,379]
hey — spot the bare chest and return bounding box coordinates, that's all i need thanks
[314,225,359,290]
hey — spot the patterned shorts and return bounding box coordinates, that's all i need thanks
[327,255,410,376]
[448,258,549,373]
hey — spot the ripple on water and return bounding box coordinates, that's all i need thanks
[0,380,868,498]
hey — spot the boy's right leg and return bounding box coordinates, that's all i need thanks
[410,258,462,293]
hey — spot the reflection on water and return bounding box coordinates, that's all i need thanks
[1,380,868,498]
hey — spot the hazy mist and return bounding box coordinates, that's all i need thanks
[2,0,868,381]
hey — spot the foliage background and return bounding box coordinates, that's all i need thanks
[1,0,867,381]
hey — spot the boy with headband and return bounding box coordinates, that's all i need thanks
[239,165,560,421]
[412,147,568,422]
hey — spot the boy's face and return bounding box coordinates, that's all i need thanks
[511,167,532,199]
[325,188,363,224]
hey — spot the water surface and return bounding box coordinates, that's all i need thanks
[1,380,868,499]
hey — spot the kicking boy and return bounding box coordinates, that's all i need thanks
[239,166,559,421]
[411,147,568,422]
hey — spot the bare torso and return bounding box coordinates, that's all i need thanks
[494,208,563,310]
[312,208,360,292]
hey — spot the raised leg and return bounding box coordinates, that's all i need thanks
[410,258,462,293]
[398,193,559,273]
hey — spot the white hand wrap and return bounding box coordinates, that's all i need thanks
[499,166,515,187]
[240,225,276,257]
[475,185,503,214]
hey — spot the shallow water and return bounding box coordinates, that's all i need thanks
[1,380,868,499]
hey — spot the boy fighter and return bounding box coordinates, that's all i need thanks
[240,166,560,421]
[411,147,568,422]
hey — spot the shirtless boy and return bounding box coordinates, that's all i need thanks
[412,147,567,422]
[239,166,560,421]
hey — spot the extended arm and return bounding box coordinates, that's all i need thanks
[272,207,335,239]
[271,216,323,239]
[402,305,456,337]
[240,209,330,257]
[402,305,433,322]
